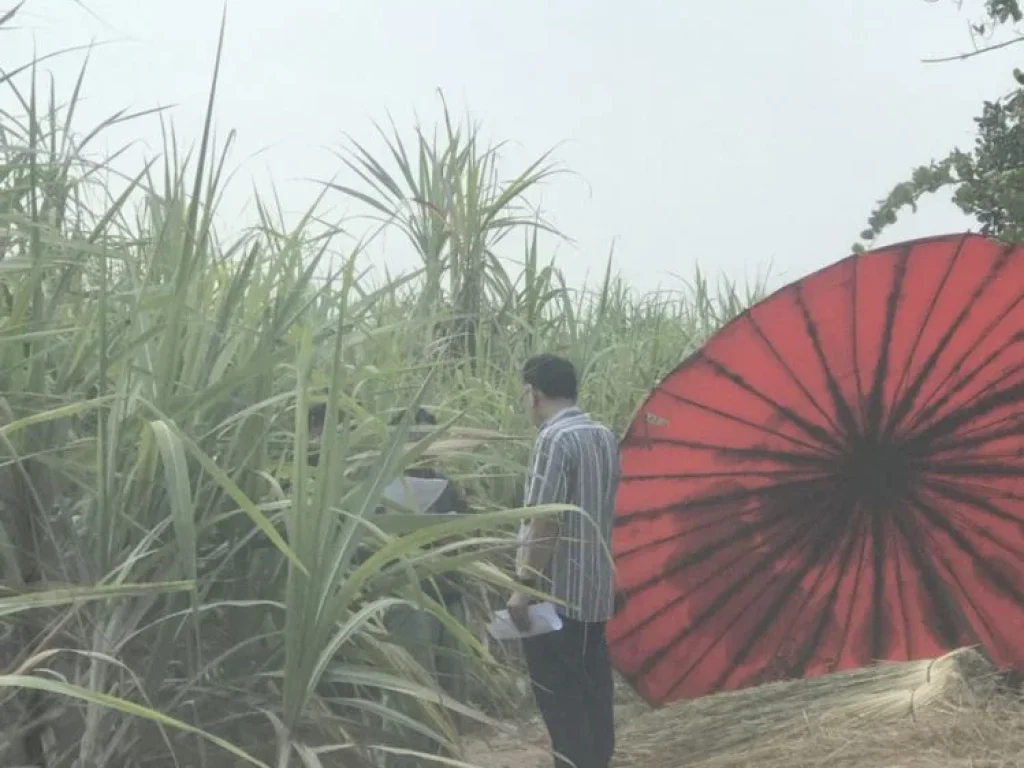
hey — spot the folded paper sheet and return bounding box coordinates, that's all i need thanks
[380,476,449,514]
[486,602,564,640]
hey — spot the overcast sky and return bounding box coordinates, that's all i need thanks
[5,0,1021,294]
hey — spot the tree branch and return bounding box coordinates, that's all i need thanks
[922,33,1024,63]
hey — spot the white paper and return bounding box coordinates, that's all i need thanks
[381,476,449,514]
[486,602,563,640]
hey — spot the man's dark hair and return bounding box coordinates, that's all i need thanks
[389,406,437,427]
[522,354,578,401]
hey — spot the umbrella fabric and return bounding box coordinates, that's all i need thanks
[607,233,1024,707]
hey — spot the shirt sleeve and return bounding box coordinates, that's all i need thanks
[524,429,569,507]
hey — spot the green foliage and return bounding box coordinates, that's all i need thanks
[937,0,1024,39]
[0,6,765,768]
[855,2,1024,250]
[983,0,1023,29]
[864,0,1024,252]
[856,71,1024,250]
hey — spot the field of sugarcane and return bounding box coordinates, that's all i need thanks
[0,10,765,767]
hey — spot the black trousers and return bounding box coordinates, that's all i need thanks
[522,616,615,768]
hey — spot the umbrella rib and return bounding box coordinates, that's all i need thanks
[906,508,992,641]
[789,513,868,679]
[618,472,811,515]
[884,234,965,434]
[931,377,1024,447]
[622,435,830,466]
[851,252,866,431]
[909,379,1024,450]
[742,309,846,438]
[911,529,1017,666]
[694,351,845,453]
[657,487,850,698]
[620,469,812,482]
[727,509,866,690]
[932,463,1024,479]
[882,241,1016,439]
[916,480,1024,581]
[903,304,1024,437]
[793,283,861,440]
[615,501,785,560]
[926,391,1024,452]
[612,529,791,687]
[867,508,888,662]
[933,438,1024,463]
[836,522,873,665]
[651,550,804,693]
[968,425,1024,471]
[655,388,834,455]
[863,243,910,442]
[614,470,828,525]
[615,525,756,565]
[881,509,925,661]
[932,475,1024,504]
[890,535,915,661]
[614,487,820,646]
[886,496,975,649]
[614,489,809,594]
[625,479,844,690]
[902,494,1006,655]
[706,565,837,692]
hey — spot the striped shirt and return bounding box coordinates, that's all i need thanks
[517,406,620,623]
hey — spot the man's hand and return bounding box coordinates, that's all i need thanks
[507,590,531,632]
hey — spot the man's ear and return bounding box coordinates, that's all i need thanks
[532,390,545,411]
[525,383,537,407]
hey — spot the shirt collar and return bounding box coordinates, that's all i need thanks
[542,405,580,428]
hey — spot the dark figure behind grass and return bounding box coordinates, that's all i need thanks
[389,407,470,517]
[306,403,473,695]
[381,407,475,767]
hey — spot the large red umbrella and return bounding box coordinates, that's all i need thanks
[607,233,1024,707]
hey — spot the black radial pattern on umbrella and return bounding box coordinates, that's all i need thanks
[609,234,1024,703]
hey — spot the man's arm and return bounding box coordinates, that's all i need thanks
[517,430,567,583]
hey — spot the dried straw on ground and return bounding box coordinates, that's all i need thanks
[613,647,1024,768]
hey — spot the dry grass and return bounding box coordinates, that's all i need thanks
[620,692,1024,768]
[616,648,1023,768]
[466,649,1024,768]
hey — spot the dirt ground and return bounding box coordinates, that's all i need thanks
[462,702,649,768]
[462,715,549,768]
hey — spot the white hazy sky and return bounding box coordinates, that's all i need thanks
[5,0,1022,293]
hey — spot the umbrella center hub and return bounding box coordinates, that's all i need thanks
[841,440,914,505]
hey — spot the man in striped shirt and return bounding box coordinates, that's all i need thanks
[509,353,620,768]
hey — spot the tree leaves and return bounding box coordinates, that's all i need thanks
[855,72,1024,251]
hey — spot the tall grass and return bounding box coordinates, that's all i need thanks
[0,7,767,767]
